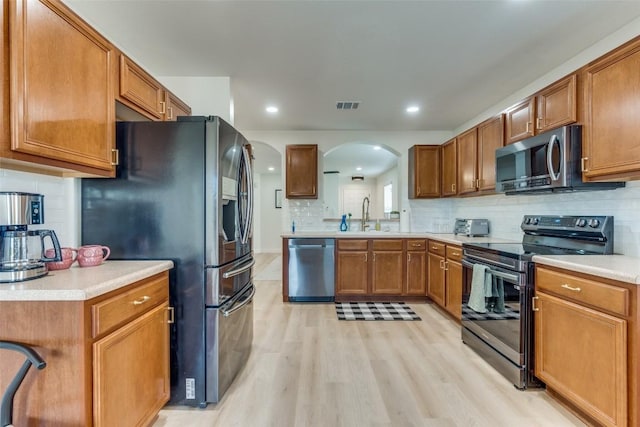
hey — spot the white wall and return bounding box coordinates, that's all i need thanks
[157,76,232,122]
[256,172,283,253]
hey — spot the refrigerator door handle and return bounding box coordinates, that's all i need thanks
[223,285,255,317]
[222,258,255,279]
[239,145,254,245]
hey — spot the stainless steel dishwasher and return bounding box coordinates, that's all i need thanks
[287,238,335,302]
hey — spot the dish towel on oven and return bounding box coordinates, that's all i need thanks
[492,276,505,313]
[468,264,490,313]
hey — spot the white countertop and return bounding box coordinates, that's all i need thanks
[533,255,640,285]
[281,232,516,246]
[0,260,174,301]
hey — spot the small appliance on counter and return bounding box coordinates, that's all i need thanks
[0,192,62,283]
[454,218,489,237]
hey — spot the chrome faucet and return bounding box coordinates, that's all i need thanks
[361,197,370,231]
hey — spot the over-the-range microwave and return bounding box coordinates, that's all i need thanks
[495,125,624,195]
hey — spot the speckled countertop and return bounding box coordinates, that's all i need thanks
[0,260,174,301]
[281,232,640,285]
[533,255,640,285]
[281,232,516,246]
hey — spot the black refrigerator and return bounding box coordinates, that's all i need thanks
[81,116,254,407]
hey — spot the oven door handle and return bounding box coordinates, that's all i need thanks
[462,259,520,283]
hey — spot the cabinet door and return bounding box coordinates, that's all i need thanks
[9,0,115,173]
[583,40,640,180]
[371,251,403,295]
[165,91,192,121]
[477,114,504,192]
[94,302,170,427]
[505,97,535,144]
[444,259,462,320]
[457,128,478,195]
[535,291,627,427]
[286,145,318,199]
[408,145,440,198]
[441,138,457,197]
[406,251,426,296]
[427,252,445,306]
[336,251,368,295]
[119,55,165,120]
[536,74,577,133]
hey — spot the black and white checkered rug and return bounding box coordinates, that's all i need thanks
[336,302,421,321]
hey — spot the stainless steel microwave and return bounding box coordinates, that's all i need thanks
[495,125,624,194]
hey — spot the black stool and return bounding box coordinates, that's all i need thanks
[0,341,46,427]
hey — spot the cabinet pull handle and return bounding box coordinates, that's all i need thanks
[111,149,119,166]
[167,106,174,120]
[526,122,531,133]
[532,296,540,311]
[451,252,460,257]
[475,179,480,189]
[417,186,421,195]
[581,157,588,172]
[167,306,175,324]
[159,101,166,114]
[411,243,421,247]
[408,253,411,261]
[536,117,542,130]
[443,261,449,271]
[439,259,445,269]
[451,184,456,192]
[364,253,367,262]
[561,284,581,292]
[373,253,376,262]
[132,295,151,305]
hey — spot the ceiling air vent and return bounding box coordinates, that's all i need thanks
[336,101,360,110]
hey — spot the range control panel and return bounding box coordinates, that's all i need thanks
[521,215,612,232]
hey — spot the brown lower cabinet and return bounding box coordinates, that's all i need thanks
[427,240,463,320]
[335,238,427,300]
[0,272,171,426]
[535,265,637,427]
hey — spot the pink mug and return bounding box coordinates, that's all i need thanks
[45,247,78,271]
[77,245,110,267]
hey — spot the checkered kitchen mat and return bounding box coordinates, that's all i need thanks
[336,302,421,321]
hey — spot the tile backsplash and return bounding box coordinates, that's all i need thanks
[0,169,79,247]
[3,168,640,258]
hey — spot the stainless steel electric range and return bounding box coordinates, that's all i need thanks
[460,215,614,389]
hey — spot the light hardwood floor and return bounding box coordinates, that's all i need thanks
[154,253,585,427]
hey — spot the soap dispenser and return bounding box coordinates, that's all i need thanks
[340,214,348,232]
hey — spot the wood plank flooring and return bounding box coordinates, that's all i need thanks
[153,253,585,427]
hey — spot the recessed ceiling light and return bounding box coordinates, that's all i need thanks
[265,105,279,114]
[373,146,381,150]
[268,166,275,171]
[406,105,420,114]
[356,167,362,171]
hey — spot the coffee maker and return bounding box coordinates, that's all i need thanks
[0,192,62,283]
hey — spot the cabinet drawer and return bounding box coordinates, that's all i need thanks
[372,239,403,251]
[536,267,628,317]
[406,239,426,251]
[446,245,462,262]
[92,273,169,338]
[337,239,368,251]
[428,241,446,256]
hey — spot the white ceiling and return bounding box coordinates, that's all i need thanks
[65,0,640,134]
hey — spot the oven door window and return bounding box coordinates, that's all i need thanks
[462,259,525,360]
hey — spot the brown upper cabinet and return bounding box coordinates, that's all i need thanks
[505,74,577,144]
[118,54,166,121]
[165,91,192,121]
[441,138,458,197]
[476,114,505,192]
[456,127,478,195]
[408,145,440,198]
[581,36,640,182]
[286,144,318,199]
[3,0,116,176]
